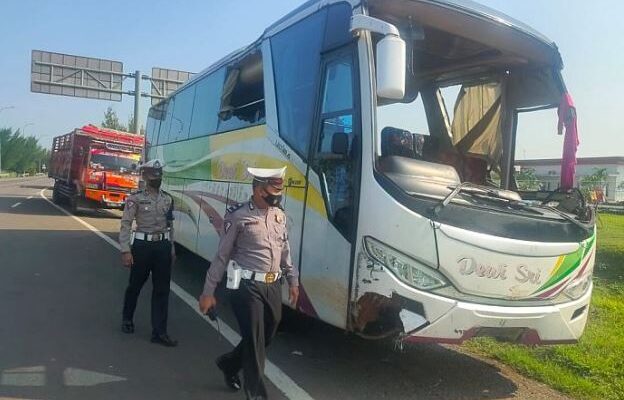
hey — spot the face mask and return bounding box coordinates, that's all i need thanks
[147,178,162,189]
[262,192,282,207]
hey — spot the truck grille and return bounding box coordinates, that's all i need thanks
[106,185,133,193]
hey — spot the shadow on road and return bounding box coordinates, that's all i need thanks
[173,247,523,400]
[0,228,246,400]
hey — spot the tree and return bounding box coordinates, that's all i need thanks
[580,168,608,190]
[102,106,128,131]
[514,168,541,190]
[580,167,609,201]
[0,127,49,174]
[127,114,145,135]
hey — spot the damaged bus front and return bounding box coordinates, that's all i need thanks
[351,0,595,344]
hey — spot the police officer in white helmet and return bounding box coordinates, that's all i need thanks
[119,159,178,347]
[199,166,300,399]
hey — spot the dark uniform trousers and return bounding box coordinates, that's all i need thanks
[122,239,172,335]
[219,279,282,400]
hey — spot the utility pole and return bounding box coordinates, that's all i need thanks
[133,70,141,134]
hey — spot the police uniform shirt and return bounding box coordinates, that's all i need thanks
[119,189,174,252]
[202,199,299,297]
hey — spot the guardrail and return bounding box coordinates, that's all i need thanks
[598,204,624,215]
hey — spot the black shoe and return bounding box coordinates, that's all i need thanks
[151,333,178,347]
[216,355,241,391]
[121,320,134,334]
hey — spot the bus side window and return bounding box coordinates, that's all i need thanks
[216,51,265,133]
[271,10,326,158]
[157,98,175,146]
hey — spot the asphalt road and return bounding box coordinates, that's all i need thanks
[0,177,569,400]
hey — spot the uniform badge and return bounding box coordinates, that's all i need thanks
[224,221,232,233]
[275,214,284,224]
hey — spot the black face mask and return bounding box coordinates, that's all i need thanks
[147,178,162,189]
[262,193,282,207]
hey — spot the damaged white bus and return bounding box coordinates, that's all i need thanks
[146,0,595,344]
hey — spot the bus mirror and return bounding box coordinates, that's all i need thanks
[376,35,406,99]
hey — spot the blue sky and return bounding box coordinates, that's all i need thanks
[0,0,622,159]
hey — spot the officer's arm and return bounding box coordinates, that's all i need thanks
[201,215,240,297]
[119,198,138,253]
[281,236,299,288]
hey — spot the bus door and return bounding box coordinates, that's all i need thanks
[299,48,360,329]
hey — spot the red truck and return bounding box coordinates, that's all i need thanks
[49,124,144,211]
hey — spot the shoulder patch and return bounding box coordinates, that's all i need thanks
[226,202,245,215]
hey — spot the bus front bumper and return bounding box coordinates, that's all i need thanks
[403,283,592,345]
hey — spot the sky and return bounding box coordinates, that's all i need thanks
[0,0,622,159]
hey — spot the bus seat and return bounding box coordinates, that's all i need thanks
[332,131,349,156]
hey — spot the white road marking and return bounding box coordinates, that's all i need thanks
[38,189,313,400]
[0,366,46,387]
[11,202,22,208]
[63,367,126,387]
[27,196,34,200]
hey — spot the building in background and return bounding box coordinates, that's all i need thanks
[515,157,624,202]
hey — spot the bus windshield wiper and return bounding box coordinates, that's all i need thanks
[432,182,473,216]
[540,205,593,232]
[432,183,543,216]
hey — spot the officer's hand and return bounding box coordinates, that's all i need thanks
[289,286,299,307]
[199,295,217,315]
[121,252,133,268]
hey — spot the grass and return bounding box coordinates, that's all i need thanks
[464,213,624,400]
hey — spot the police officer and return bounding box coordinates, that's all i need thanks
[199,166,299,400]
[119,159,178,347]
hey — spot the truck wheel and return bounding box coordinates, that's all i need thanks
[52,186,60,204]
[68,195,78,214]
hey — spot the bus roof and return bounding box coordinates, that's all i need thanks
[163,0,560,103]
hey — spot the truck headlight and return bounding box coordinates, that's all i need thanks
[364,236,449,290]
[563,273,592,300]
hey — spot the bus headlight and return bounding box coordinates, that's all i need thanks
[364,236,449,290]
[563,273,592,300]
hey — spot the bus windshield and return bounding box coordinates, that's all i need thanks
[371,6,565,193]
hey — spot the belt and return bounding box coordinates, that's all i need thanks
[134,231,170,242]
[241,269,281,284]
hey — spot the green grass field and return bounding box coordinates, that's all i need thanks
[464,213,624,400]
